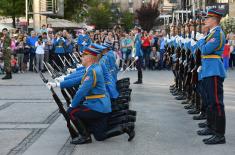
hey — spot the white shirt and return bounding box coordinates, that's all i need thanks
[35,41,45,54]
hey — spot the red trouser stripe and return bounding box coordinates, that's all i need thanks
[214,77,221,116]
[70,109,80,120]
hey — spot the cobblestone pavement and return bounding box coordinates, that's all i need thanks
[0,70,235,155]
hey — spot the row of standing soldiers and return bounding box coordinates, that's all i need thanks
[165,8,227,145]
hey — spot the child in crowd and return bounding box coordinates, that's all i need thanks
[11,55,19,73]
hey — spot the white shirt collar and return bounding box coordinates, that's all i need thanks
[210,26,219,33]
[86,65,91,72]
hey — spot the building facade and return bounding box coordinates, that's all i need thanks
[110,0,153,13]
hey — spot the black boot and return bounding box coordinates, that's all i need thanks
[108,115,136,126]
[203,135,226,145]
[187,109,200,114]
[198,121,207,128]
[134,70,142,84]
[106,122,135,141]
[133,80,142,84]
[197,127,214,136]
[193,112,206,120]
[2,72,12,80]
[70,135,92,145]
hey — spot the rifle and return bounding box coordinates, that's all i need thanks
[69,53,79,65]
[42,61,74,106]
[73,52,82,63]
[43,61,62,78]
[58,55,68,73]
[34,66,79,139]
[63,56,73,68]
[52,60,66,75]
[43,61,57,79]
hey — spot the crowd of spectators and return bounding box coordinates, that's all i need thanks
[3,25,234,75]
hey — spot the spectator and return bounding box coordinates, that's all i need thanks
[223,40,230,71]
[27,31,38,72]
[0,58,4,74]
[40,24,48,35]
[35,37,45,72]
[141,31,151,69]
[229,40,235,69]
[42,32,50,65]
[11,55,19,73]
[158,31,166,69]
[23,36,30,72]
[120,33,132,71]
[149,46,160,70]
[15,36,25,73]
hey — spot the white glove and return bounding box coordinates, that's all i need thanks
[191,39,197,46]
[135,56,139,61]
[197,66,202,73]
[55,75,66,82]
[196,32,204,41]
[82,41,87,46]
[67,68,76,74]
[46,82,58,90]
[69,104,73,108]
[76,64,83,68]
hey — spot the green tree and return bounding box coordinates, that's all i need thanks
[121,11,134,32]
[221,17,235,35]
[0,0,25,28]
[88,2,113,29]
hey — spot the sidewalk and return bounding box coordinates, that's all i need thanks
[1,70,235,155]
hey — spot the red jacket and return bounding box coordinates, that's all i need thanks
[223,44,230,58]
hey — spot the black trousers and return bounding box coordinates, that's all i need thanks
[136,56,143,82]
[68,105,109,141]
[203,76,226,136]
[29,53,36,71]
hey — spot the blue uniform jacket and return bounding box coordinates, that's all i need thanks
[100,56,119,99]
[54,37,65,54]
[106,50,118,82]
[64,67,85,80]
[77,34,91,52]
[197,26,226,79]
[60,75,83,89]
[71,64,112,113]
[134,33,143,57]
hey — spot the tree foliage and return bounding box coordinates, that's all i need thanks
[0,0,25,28]
[121,11,134,32]
[87,2,113,29]
[136,2,160,32]
[221,17,235,35]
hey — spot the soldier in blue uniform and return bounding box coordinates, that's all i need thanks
[133,26,143,84]
[66,47,111,144]
[102,41,119,82]
[196,8,226,145]
[47,47,134,144]
[77,29,92,53]
[91,43,119,99]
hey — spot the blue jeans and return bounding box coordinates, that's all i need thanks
[160,49,165,69]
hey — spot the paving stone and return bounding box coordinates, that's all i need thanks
[0,130,31,155]
[0,102,57,123]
